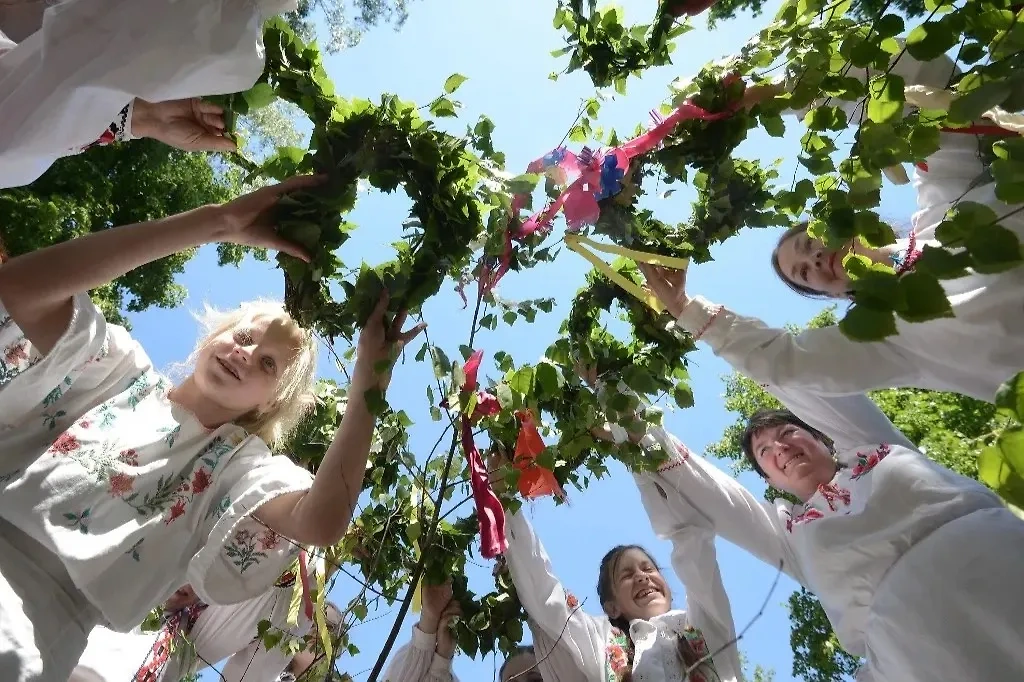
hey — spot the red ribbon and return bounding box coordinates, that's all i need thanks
[461,417,508,558]
[513,410,565,500]
[297,548,315,621]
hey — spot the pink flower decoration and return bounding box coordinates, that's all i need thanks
[463,350,484,393]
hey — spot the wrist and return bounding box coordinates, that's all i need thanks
[130,99,155,139]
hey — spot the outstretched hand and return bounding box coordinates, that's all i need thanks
[354,292,427,392]
[638,263,690,318]
[214,174,326,261]
[132,98,237,153]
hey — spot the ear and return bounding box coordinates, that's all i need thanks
[603,599,622,620]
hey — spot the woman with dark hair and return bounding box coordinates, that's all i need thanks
[624,378,1024,681]
[636,45,1024,403]
[489,443,741,682]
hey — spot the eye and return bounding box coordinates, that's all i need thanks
[261,356,277,374]
[799,264,809,282]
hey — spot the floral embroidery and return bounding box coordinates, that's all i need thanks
[224,529,269,574]
[50,432,81,455]
[816,482,851,511]
[95,403,118,430]
[191,468,212,495]
[258,529,282,551]
[604,627,632,681]
[63,508,92,534]
[41,410,67,431]
[565,591,580,610]
[108,472,136,497]
[160,424,181,448]
[4,340,27,365]
[658,444,691,473]
[850,443,891,480]
[0,338,37,385]
[205,495,231,521]
[118,449,139,466]
[125,538,144,561]
[786,507,825,532]
[126,373,153,410]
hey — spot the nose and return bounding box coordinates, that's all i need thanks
[232,345,252,364]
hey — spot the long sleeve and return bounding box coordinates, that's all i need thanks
[634,427,803,585]
[502,510,608,681]
[657,515,743,682]
[758,383,916,453]
[676,295,918,396]
[0,0,294,188]
[381,627,458,682]
[220,638,293,682]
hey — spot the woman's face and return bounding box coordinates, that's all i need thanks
[775,230,850,297]
[604,548,672,623]
[749,422,836,498]
[502,651,543,682]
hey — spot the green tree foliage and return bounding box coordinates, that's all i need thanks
[708,307,1002,681]
[705,0,926,30]
[0,141,236,326]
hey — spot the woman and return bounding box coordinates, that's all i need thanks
[626,381,1024,680]
[647,46,1024,402]
[490,450,741,682]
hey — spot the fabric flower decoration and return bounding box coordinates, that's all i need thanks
[595,153,626,201]
[513,410,564,500]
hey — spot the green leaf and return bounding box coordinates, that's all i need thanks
[895,272,954,323]
[875,14,904,38]
[965,222,1024,273]
[995,372,1024,422]
[867,74,905,124]
[948,81,1012,126]
[242,82,276,110]
[906,18,959,61]
[839,304,898,341]
[495,383,514,409]
[509,367,535,395]
[673,383,695,409]
[443,73,469,94]
[760,112,786,138]
[429,97,458,118]
[536,362,562,397]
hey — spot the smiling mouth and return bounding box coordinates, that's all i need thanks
[782,453,805,474]
[634,587,661,601]
[217,357,241,381]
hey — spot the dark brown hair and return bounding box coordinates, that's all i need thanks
[500,645,536,680]
[741,409,834,478]
[596,546,702,680]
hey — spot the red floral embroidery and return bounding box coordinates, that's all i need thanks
[607,643,629,673]
[118,449,139,466]
[4,342,28,364]
[659,444,691,473]
[79,419,91,429]
[166,499,186,524]
[850,443,891,480]
[50,432,81,454]
[191,468,212,495]
[258,529,281,551]
[565,591,579,609]
[816,482,852,511]
[108,472,135,497]
[786,507,824,532]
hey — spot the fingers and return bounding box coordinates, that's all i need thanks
[268,174,328,198]
[198,133,237,153]
[368,291,390,326]
[269,236,312,263]
[388,310,409,339]
[193,99,226,116]
[396,321,427,346]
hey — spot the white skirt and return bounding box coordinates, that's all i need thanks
[864,507,1024,681]
[0,519,101,682]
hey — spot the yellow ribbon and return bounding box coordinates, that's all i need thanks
[564,234,690,313]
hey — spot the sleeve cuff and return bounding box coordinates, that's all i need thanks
[411,623,437,651]
[430,653,454,672]
[118,101,137,141]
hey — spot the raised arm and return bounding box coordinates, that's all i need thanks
[380,626,457,682]
[0,0,275,187]
[0,175,317,354]
[220,638,293,682]
[502,510,607,681]
[634,426,800,582]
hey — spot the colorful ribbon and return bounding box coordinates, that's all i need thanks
[564,234,691,313]
[513,410,565,500]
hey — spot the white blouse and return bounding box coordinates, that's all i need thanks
[677,50,1024,402]
[0,294,313,630]
[0,0,295,188]
[382,624,459,682]
[503,509,734,682]
[635,389,1004,657]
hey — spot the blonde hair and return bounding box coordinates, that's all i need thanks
[186,299,318,449]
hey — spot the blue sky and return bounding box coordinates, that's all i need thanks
[119,0,923,679]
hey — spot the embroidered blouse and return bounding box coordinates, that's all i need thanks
[0,294,314,631]
[502,510,729,682]
[634,388,1004,658]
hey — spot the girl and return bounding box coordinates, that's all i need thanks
[489,452,741,682]
[0,174,425,681]
[382,580,461,682]
[626,384,1024,680]
[648,45,1024,402]
[0,0,283,188]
